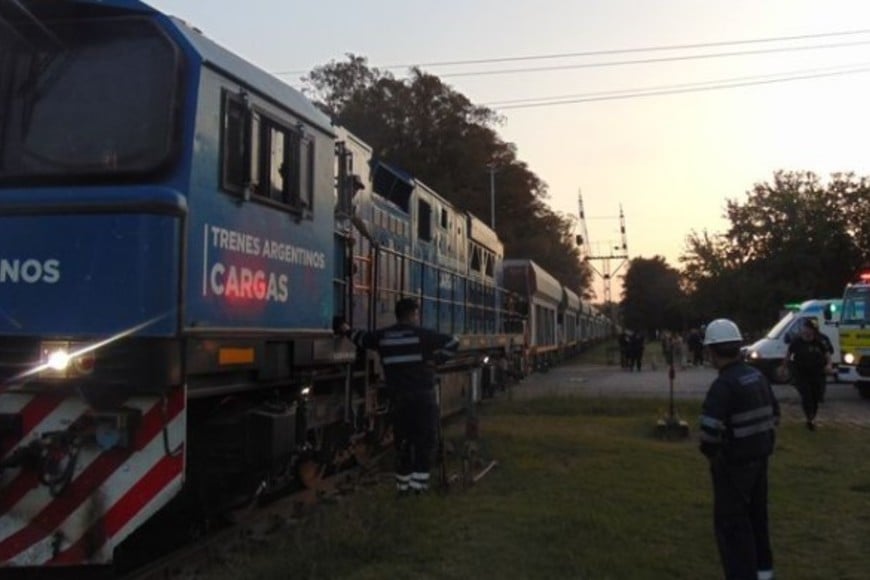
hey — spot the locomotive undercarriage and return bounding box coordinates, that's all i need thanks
[182,364,387,515]
[0,330,520,567]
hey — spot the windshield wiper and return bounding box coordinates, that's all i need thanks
[0,0,64,52]
[0,0,68,160]
[0,0,67,97]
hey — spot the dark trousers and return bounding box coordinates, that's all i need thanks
[794,372,825,421]
[711,458,773,580]
[392,396,438,477]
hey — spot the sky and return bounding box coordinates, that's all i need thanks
[148,0,870,299]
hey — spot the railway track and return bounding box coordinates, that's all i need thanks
[121,453,389,580]
[118,394,506,580]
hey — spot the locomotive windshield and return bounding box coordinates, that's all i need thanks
[0,14,182,182]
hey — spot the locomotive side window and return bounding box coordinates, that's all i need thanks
[470,245,482,273]
[220,90,314,217]
[221,93,247,193]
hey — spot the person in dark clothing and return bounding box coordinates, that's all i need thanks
[780,318,832,430]
[700,318,779,580]
[689,327,705,366]
[618,331,631,369]
[631,331,645,371]
[336,298,459,494]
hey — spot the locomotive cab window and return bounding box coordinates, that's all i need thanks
[221,90,314,218]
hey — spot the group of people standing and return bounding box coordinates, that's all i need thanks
[619,327,707,371]
[618,330,646,371]
[661,327,706,368]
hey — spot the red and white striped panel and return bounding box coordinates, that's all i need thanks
[0,386,186,567]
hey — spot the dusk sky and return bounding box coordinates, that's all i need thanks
[149,0,870,299]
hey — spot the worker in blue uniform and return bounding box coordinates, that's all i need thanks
[699,319,780,580]
[336,298,459,494]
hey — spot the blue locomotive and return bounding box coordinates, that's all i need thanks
[0,0,611,568]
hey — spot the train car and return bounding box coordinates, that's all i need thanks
[502,259,563,370]
[589,305,614,343]
[560,286,582,357]
[579,301,596,347]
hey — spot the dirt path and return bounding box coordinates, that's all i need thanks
[510,360,870,429]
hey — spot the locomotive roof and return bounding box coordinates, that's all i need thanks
[467,213,502,255]
[503,259,563,302]
[167,16,334,136]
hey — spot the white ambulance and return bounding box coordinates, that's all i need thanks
[743,299,842,384]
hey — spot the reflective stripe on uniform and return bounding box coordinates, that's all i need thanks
[733,419,777,439]
[731,405,773,424]
[409,472,430,490]
[700,415,724,430]
[380,337,421,347]
[382,354,423,364]
[395,473,410,491]
[730,404,776,438]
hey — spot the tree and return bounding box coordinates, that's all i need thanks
[680,170,868,334]
[621,256,685,335]
[304,55,591,294]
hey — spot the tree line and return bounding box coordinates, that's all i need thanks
[624,170,870,337]
[304,56,870,335]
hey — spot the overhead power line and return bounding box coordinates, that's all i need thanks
[438,39,870,79]
[380,28,870,70]
[484,62,870,107]
[271,28,870,77]
[488,64,870,110]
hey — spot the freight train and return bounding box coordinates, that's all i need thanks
[0,0,612,568]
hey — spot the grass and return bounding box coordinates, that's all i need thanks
[207,392,870,580]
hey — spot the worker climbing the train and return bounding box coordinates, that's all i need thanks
[335,298,459,495]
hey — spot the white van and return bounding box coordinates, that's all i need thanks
[743,299,842,384]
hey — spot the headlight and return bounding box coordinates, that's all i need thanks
[844,352,856,365]
[748,351,759,360]
[39,341,96,379]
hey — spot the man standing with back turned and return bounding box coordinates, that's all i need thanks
[336,298,459,494]
[699,318,780,580]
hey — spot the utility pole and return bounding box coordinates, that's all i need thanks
[577,189,629,322]
[486,163,497,229]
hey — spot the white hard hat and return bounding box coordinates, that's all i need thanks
[703,318,743,345]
